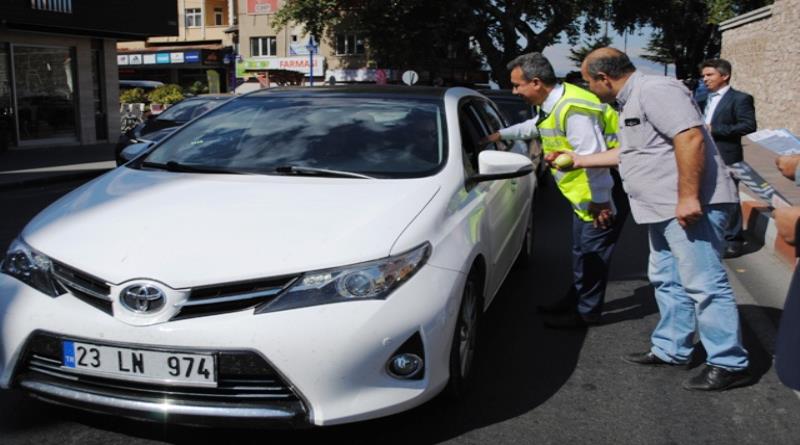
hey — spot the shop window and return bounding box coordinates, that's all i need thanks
[214,8,224,26]
[185,8,202,27]
[336,34,365,56]
[251,37,277,57]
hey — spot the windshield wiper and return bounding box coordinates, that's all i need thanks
[141,161,252,175]
[274,165,375,179]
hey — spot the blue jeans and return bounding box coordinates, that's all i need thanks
[647,203,749,370]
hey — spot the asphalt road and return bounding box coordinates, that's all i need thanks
[1,175,799,444]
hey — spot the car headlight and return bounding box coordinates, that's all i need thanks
[1,238,65,297]
[256,242,431,314]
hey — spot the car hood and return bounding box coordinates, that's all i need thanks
[22,168,440,288]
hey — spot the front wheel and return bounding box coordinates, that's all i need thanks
[446,271,482,398]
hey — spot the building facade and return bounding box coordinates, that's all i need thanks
[234,0,391,86]
[117,0,236,93]
[0,0,177,150]
[720,0,800,134]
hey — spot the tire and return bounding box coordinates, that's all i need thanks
[446,270,482,398]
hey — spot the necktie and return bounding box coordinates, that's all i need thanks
[704,92,718,118]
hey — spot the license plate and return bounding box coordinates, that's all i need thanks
[62,340,217,387]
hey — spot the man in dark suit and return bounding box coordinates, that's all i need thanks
[699,59,757,258]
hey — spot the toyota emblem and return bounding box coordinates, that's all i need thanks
[120,284,166,314]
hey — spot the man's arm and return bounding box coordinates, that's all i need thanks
[546,148,620,169]
[563,112,616,228]
[484,118,539,143]
[673,127,705,227]
[711,93,756,138]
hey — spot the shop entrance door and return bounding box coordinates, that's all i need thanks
[13,45,77,144]
[0,43,16,151]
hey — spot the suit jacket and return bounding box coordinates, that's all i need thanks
[698,88,757,166]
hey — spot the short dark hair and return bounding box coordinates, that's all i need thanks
[506,53,557,86]
[584,50,636,79]
[700,59,732,78]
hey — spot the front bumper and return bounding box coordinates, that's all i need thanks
[0,264,466,426]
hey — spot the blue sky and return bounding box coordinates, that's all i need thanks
[542,28,676,77]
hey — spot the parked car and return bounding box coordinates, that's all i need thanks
[115,94,231,164]
[0,86,536,427]
[479,89,545,179]
[119,80,164,92]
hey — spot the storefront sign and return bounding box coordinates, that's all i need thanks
[170,52,184,64]
[185,51,201,63]
[236,56,324,77]
[129,54,143,65]
[325,68,397,83]
[143,54,156,64]
[247,0,278,14]
[117,55,129,65]
[156,53,170,64]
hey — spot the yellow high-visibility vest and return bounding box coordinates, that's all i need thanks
[538,83,620,221]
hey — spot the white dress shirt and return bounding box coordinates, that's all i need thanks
[703,84,730,124]
[497,84,614,203]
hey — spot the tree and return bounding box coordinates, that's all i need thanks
[568,35,613,68]
[276,0,609,87]
[611,0,773,78]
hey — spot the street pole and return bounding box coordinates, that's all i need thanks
[306,36,318,87]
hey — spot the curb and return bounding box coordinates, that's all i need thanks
[741,193,795,265]
[0,169,110,192]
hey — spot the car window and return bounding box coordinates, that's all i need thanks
[144,96,446,179]
[476,101,512,151]
[459,102,490,176]
[156,99,223,122]
[492,99,533,126]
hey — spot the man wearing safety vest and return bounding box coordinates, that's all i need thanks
[484,52,628,329]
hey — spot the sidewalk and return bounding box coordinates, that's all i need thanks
[0,143,116,191]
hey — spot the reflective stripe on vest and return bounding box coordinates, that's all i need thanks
[538,83,618,222]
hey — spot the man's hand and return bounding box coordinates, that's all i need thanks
[544,151,581,170]
[775,155,800,181]
[479,132,502,145]
[588,201,614,229]
[676,197,703,228]
[774,206,800,246]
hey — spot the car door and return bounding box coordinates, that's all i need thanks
[474,100,532,288]
[459,99,517,301]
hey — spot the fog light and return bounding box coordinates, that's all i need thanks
[387,353,423,379]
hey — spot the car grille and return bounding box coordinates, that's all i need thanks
[51,261,113,315]
[173,275,298,320]
[50,259,298,320]
[16,332,304,408]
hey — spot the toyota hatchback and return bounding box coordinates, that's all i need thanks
[0,86,536,427]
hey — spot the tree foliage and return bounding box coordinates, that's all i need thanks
[276,0,609,87]
[568,35,614,68]
[610,0,773,78]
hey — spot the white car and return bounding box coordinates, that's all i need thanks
[0,86,536,427]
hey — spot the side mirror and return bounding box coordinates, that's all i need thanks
[466,150,533,185]
[118,142,154,166]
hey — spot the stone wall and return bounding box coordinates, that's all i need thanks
[721,0,800,135]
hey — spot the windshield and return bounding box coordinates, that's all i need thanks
[156,98,224,122]
[143,96,446,178]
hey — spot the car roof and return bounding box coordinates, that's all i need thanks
[247,85,449,100]
[182,94,232,101]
